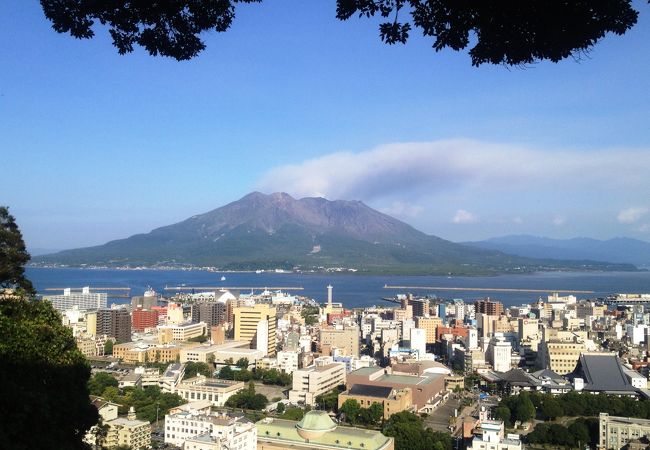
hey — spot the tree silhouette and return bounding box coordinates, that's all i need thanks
[39,0,642,66]
[0,206,34,294]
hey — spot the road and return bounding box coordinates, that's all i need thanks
[425,396,462,432]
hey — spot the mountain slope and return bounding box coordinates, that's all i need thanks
[35,193,638,274]
[464,235,650,268]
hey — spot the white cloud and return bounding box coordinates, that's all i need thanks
[552,216,566,226]
[256,139,650,201]
[617,207,649,224]
[452,209,478,224]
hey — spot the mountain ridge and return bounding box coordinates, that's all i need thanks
[35,193,639,274]
[464,234,650,268]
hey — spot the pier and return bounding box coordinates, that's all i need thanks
[164,286,304,291]
[383,285,594,294]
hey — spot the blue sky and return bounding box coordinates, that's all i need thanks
[2,1,650,250]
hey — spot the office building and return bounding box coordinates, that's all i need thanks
[97,307,131,343]
[416,317,443,344]
[598,413,650,450]
[488,333,512,373]
[288,362,346,405]
[475,299,504,316]
[158,322,207,343]
[192,302,228,327]
[320,326,360,357]
[233,304,277,356]
[132,308,159,332]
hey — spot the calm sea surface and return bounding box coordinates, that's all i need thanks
[25,267,650,308]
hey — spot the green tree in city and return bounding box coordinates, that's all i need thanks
[88,372,119,396]
[185,361,213,378]
[382,411,452,450]
[0,206,34,294]
[219,365,235,380]
[513,392,536,423]
[103,339,114,355]
[494,406,511,426]
[225,381,268,410]
[540,397,564,420]
[236,357,249,369]
[276,402,285,414]
[340,399,362,425]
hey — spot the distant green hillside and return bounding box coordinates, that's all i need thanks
[35,192,639,275]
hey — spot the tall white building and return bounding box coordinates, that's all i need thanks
[277,350,300,374]
[256,319,269,357]
[410,328,427,358]
[45,287,107,312]
[488,333,512,373]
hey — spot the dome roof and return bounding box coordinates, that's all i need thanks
[296,411,337,439]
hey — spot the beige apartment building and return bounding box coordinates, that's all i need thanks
[540,340,586,374]
[113,342,188,364]
[158,322,207,344]
[416,317,443,344]
[288,362,346,405]
[320,326,360,357]
[233,304,277,356]
[177,376,245,407]
[599,413,650,450]
[104,413,151,450]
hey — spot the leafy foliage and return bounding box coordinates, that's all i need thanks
[315,386,345,412]
[39,1,642,66]
[225,381,268,410]
[103,339,114,355]
[382,411,453,450]
[301,305,320,325]
[340,399,383,426]
[336,0,639,66]
[0,206,34,294]
[99,384,185,422]
[499,391,536,424]
[0,297,98,449]
[526,418,598,447]
[185,361,213,378]
[499,391,650,423]
[89,372,119,396]
[281,407,306,420]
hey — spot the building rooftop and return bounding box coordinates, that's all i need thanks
[256,415,392,450]
[572,353,636,393]
[348,384,393,399]
[377,373,440,386]
[109,417,149,427]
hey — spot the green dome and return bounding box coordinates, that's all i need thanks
[296,411,337,439]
